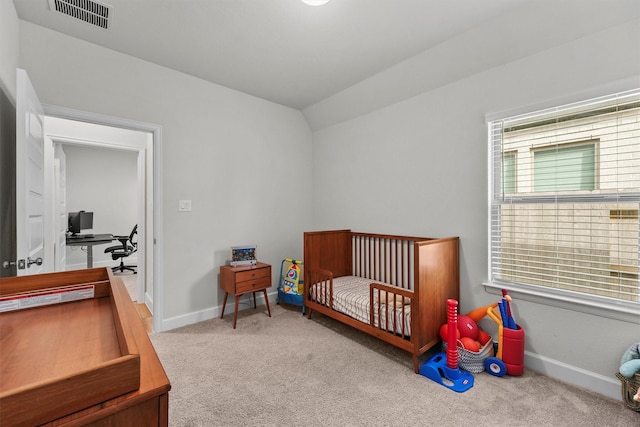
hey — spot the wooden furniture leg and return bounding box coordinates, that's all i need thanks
[253,292,257,309]
[263,289,271,317]
[233,296,239,329]
[220,292,228,319]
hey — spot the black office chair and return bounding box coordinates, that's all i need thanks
[105,225,137,274]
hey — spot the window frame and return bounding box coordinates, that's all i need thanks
[485,89,640,324]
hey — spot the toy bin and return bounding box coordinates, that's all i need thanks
[443,336,494,373]
[500,325,525,376]
[615,371,640,411]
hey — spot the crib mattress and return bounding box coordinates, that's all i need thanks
[310,276,412,336]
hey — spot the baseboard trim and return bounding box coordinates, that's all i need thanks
[144,291,153,313]
[524,351,622,401]
[161,290,277,331]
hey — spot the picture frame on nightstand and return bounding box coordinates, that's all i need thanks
[230,245,257,267]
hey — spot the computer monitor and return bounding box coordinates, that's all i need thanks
[68,211,94,235]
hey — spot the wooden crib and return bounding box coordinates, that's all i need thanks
[304,230,459,373]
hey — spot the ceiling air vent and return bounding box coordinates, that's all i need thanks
[48,0,112,30]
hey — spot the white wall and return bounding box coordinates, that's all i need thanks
[18,20,314,324]
[309,18,640,399]
[0,0,18,101]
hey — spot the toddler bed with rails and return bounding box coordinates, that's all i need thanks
[303,229,460,373]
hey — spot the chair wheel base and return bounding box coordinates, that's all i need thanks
[111,265,137,274]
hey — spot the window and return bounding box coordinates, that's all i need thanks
[489,90,640,308]
[533,142,596,192]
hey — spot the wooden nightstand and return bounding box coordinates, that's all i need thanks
[219,262,272,329]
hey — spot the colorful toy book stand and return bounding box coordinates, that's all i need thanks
[277,258,305,314]
[419,299,474,393]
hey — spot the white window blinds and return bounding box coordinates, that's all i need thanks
[489,90,640,305]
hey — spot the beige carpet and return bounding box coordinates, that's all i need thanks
[149,304,638,426]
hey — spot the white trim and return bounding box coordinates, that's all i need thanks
[524,351,623,402]
[136,149,145,304]
[47,134,145,151]
[42,104,165,332]
[483,282,640,325]
[161,290,277,331]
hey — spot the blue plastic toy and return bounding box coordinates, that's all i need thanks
[419,299,474,393]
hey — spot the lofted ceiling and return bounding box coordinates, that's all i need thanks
[12,0,640,110]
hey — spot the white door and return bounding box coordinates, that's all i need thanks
[54,144,67,271]
[16,69,45,276]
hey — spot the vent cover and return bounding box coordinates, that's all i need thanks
[48,0,112,29]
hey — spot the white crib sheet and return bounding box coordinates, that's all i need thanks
[310,276,412,336]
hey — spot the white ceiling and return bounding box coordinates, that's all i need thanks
[12,0,640,110]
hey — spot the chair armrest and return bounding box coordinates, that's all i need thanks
[104,236,131,254]
[104,245,120,253]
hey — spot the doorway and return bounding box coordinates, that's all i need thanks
[56,143,139,272]
[44,106,164,333]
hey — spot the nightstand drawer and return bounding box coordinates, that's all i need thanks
[236,277,271,294]
[236,267,270,283]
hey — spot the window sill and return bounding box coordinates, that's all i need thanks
[482,282,640,324]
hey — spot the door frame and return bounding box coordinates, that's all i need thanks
[44,104,164,333]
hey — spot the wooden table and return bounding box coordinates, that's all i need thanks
[0,268,171,426]
[219,262,272,329]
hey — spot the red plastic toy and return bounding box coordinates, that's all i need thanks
[465,290,525,377]
[485,304,525,376]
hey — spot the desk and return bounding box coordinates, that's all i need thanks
[66,234,114,268]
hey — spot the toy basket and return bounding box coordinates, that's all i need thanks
[443,338,494,373]
[615,371,640,411]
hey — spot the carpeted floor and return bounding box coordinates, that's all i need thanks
[149,304,638,426]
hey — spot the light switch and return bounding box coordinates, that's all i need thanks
[179,200,192,212]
